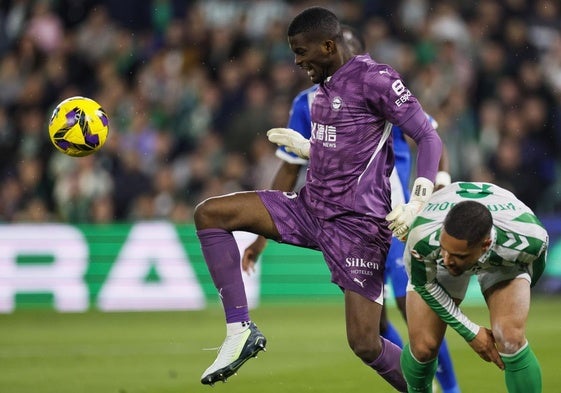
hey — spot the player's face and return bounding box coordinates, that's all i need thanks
[288,32,335,84]
[439,230,491,276]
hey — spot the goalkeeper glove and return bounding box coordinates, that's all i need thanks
[386,177,434,240]
[267,128,310,159]
[435,170,451,190]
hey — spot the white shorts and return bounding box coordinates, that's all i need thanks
[407,263,532,300]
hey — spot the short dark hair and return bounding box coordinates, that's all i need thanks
[287,6,341,41]
[443,201,492,247]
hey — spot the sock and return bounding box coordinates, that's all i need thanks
[501,342,542,393]
[435,338,461,393]
[366,337,407,392]
[197,228,249,323]
[400,343,438,393]
[226,321,251,336]
[381,321,404,348]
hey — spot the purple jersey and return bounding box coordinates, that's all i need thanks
[304,54,440,219]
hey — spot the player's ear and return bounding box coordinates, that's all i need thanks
[481,237,492,252]
[322,39,336,55]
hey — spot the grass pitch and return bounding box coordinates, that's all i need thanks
[1,296,560,393]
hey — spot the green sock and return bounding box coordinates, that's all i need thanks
[400,343,438,393]
[501,343,542,393]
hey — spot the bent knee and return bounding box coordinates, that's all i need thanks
[410,339,440,362]
[194,198,221,229]
[492,325,527,354]
[348,337,382,363]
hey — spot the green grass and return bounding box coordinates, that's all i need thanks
[1,296,560,393]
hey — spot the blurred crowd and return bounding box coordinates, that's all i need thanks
[1,0,561,224]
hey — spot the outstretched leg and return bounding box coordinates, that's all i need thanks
[195,192,279,385]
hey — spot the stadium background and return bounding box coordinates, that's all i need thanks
[1,0,561,392]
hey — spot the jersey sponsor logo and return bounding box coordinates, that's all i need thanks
[311,122,337,148]
[487,203,517,212]
[331,96,343,111]
[346,257,379,269]
[392,80,412,107]
[424,201,517,213]
[346,257,380,276]
[425,201,456,212]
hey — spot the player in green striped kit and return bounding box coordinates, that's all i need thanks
[399,182,548,393]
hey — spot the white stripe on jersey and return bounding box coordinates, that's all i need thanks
[357,120,393,185]
[389,167,406,208]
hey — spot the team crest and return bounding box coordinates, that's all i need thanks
[331,96,343,111]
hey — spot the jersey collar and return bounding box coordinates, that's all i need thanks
[477,226,497,266]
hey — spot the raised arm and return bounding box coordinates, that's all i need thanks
[387,109,442,239]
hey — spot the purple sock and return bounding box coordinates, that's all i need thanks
[367,337,407,392]
[197,228,249,323]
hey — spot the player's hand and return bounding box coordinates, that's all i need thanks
[386,177,434,240]
[267,128,310,159]
[242,236,267,275]
[468,327,505,370]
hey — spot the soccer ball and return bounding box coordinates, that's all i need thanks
[48,96,109,157]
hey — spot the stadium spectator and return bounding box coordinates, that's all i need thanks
[0,0,560,223]
[111,150,153,220]
[52,153,112,222]
[24,0,64,54]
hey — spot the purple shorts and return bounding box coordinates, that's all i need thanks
[258,190,391,304]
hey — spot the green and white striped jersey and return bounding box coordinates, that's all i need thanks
[404,182,549,341]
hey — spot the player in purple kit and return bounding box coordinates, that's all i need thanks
[244,25,461,393]
[194,7,442,391]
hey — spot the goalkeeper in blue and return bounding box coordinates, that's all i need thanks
[400,182,548,393]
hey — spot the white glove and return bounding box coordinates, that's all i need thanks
[386,177,434,240]
[267,128,310,159]
[435,171,451,190]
